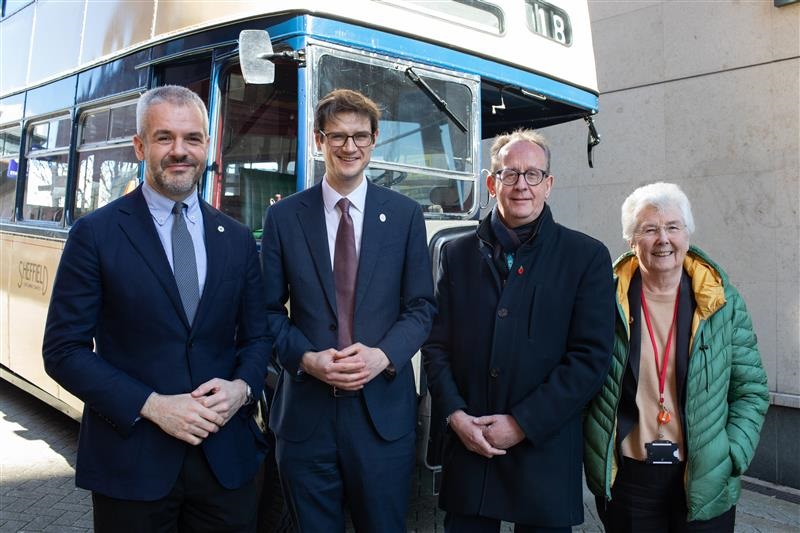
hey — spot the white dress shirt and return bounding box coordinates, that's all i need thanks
[321,176,367,270]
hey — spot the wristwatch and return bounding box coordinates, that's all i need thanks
[244,383,255,405]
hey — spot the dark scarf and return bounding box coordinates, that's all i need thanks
[490,206,541,279]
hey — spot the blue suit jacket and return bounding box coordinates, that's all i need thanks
[262,181,435,442]
[42,186,270,501]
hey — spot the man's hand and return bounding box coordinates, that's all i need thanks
[334,343,390,384]
[191,378,249,426]
[140,392,224,445]
[473,414,525,450]
[448,410,506,458]
[301,348,370,390]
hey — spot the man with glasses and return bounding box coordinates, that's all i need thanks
[261,89,435,532]
[422,129,615,532]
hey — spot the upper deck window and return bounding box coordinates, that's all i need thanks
[525,0,572,46]
[375,0,504,35]
[1,0,31,18]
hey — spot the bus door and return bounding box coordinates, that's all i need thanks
[209,59,299,238]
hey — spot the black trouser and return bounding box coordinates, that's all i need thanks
[444,513,571,533]
[596,457,735,533]
[92,446,258,533]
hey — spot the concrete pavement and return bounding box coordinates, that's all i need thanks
[2,379,799,532]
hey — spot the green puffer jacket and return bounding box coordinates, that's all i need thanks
[584,245,769,521]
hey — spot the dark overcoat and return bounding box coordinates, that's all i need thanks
[422,204,615,526]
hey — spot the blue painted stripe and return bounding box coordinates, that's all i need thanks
[261,15,597,112]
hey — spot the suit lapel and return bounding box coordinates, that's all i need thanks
[117,186,188,326]
[354,182,388,312]
[297,184,337,314]
[193,201,228,330]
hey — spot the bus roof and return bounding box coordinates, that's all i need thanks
[0,0,596,101]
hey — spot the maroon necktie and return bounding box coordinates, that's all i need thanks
[334,198,357,349]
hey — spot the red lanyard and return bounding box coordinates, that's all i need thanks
[640,286,680,422]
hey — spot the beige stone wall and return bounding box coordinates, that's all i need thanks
[542,0,800,403]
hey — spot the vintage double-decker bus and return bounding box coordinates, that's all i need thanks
[0,0,599,525]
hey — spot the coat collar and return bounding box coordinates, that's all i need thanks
[116,185,227,330]
[117,186,187,325]
[296,183,337,314]
[614,245,727,339]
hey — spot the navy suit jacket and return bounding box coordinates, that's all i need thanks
[262,181,435,442]
[42,186,270,501]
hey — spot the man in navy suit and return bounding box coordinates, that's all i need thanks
[42,85,269,532]
[262,89,436,532]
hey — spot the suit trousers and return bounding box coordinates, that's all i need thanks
[92,445,258,533]
[596,457,735,533]
[275,393,416,533]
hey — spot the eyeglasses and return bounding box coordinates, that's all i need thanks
[493,168,548,187]
[635,223,686,238]
[319,130,375,148]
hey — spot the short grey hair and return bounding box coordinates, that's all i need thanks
[490,129,551,175]
[621,182,695,242]
[136,85,208,136]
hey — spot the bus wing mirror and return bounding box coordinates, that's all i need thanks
[239,30,275,85]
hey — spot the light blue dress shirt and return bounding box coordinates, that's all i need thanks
[141,180,207,295]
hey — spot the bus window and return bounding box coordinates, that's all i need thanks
[23,116,71,223]
[74,102,140,219]
[0,125,21,219]
[214,63,298,236]
[376,0,504,34]
[313,50,476,215]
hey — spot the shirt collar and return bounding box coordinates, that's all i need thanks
[142,179,201,226]
[322,175,367,215]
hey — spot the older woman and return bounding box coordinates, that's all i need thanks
[584,182,769,532]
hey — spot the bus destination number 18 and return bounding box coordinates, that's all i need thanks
[526,0,572,46]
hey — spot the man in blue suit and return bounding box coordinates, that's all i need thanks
[262,89,436,532]
[43,85,269,532]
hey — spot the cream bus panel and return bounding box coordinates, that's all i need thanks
[28,0,84,84]
[0,6,32,95]
[0,233,11,369]
[1,0,596,98]
[5,234,64,400]
[81,1,155,65]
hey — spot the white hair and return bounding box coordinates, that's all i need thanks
[621,182,695,242]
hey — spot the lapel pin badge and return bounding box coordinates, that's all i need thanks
[517,266,524,275]
[217,225,225,232]
[379,213,387,222]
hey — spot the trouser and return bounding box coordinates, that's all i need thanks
[92,445,258,533]
[596,457,735,533]
[275,393,416,533]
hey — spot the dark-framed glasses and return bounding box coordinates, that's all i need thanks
[319,130,375,148]
[635,223,686,238]
[494,167,547,186]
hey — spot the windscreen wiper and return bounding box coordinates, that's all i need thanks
[405,67,468,133]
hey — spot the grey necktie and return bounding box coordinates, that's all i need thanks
[172,202,200,325]
[334,198,357,349]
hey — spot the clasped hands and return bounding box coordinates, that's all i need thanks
[449,410,525,458]
[140,377,249,446]
[301,343,389,390]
